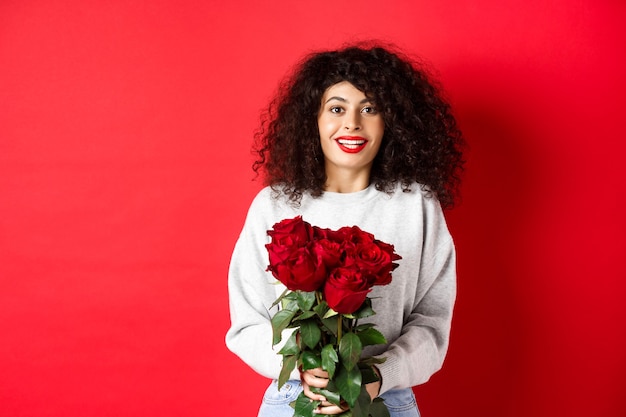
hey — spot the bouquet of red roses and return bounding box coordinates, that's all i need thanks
[266,216,402,417]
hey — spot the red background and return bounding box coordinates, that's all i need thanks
[1,1,625,416]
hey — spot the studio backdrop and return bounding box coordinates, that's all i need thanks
[1,1,624,416]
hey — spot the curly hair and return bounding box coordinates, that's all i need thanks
[252,42,465,209]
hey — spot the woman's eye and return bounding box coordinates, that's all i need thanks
[362,106,378,114]
[330,106,343,114]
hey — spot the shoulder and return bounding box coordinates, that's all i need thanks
[248,185,275,208]
[384,182,438,207]
[243,185,300,230]
[387,182,450,233]
[248,185,292,213]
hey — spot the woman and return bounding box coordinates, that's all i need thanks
[225,43,465,417]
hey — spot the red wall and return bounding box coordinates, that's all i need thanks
[1,1,624,416]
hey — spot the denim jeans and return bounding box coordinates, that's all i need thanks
[257,379,420,417]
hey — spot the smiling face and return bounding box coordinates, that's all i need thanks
[317,81,384,192]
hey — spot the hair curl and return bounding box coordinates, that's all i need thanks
[253,42,465,209]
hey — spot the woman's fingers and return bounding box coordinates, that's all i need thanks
[301,368,330,403]
[301,369,329,388]
[301,369,348,415]
[308,368,329,379]
[313,403,348,415]
[301,379,327,402]
[302,383,324,400]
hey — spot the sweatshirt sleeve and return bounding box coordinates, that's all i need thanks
[224,194,300,381]
[376,200,457,395]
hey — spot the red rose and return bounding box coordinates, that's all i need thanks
[265,217,401,298]
[337,225,376,246]
[323,267,371,314]
[311,238,342,270]
[267,245,326,292]
[371,240,401,285]
[375,239,402,263]
[266,240,295,266]
[267,216,315,246]
[313,226,348,243]
[343,240,401,286]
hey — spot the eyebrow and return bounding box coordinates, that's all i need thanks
[324,96,373,104]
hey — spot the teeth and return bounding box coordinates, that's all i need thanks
[338,139,365,145]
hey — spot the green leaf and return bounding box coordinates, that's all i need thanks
[278,331,299,355]
[300,319,322,349]
[353,323,375,331]
[313,300,329,318]
[278,354,298,389]
[335,363,362,408]
[356,327,387,347]
[271,309,297,345]
[310,387,341,406]
[350,384,372,417]
[321,344,338,378]
[300,350,322,370]
[294,310,317,321]
[293,391,320,417]
[359,356,387,367]
[281,291,299,310]
[352,298,375,319]
[339,332,362,371]
[359,363,380,385]
[323,307,339,319]
[369,398,391,417]
[321,316,339,337]
[270,287,291,308]
[296,290,317,311]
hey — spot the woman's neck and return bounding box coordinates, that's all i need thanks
[323,167,371,193]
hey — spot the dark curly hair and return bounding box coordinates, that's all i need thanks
[253,42,465,209]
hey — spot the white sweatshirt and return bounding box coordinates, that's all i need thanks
[225,183,456,395]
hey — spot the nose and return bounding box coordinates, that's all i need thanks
[344,112,361,131]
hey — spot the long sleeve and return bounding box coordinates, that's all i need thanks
[355,190,456,395]
[374,231,456,394]
[224,191,300,380]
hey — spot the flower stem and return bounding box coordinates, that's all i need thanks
[337,315,342,344]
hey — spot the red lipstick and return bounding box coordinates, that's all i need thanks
[335,136,368,153]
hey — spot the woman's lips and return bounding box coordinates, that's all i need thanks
[335,136,368,153]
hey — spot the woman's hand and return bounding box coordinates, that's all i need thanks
[301,368,346,415]
[300,367,382,415]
